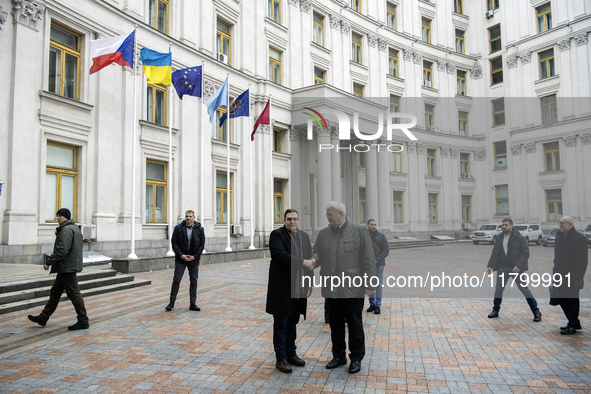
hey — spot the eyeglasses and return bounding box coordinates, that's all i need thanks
[285,218,299,221]
[325,212,339,218]
[559,221,569,224]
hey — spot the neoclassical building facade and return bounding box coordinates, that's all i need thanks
[0,0,590,261]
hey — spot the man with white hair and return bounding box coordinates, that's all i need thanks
[312,201,376,374]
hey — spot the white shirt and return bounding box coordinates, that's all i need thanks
[503,234,510,255]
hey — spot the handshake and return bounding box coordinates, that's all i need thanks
[303,258,316,270]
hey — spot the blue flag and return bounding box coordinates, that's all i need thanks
[204,77,228,123]
[172,66,202,99]
[219,89,249,127]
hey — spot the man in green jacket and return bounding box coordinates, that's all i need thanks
[28,208,89,330]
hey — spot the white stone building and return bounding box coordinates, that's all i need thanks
[0,0,590,262]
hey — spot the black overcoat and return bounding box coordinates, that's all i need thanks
[487,227,529,272]
[171,220,205,267]
[553,226,588,297]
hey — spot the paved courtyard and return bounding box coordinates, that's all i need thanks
[1,242,590,393]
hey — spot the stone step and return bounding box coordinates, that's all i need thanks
[0,269,119,294]
[388,240,444,249]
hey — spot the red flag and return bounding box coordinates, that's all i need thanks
[251,98,270,141]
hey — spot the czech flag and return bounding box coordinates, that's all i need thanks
[140,48,172,85]
[89,31,135,74]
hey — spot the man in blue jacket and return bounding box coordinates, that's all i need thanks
[366,219,389,315]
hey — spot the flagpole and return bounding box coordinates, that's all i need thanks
[127,25,139,260]
[200,60,206,253]
[269,94,273,238]
[248,85,255,249]
[166,42,174,257]
[225,73,232,252]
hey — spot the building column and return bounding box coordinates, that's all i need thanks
[563,135,579,218]
[317,128,332,229]
[330,130,341,203]
[366,144,379,223]
[376,141,391,234]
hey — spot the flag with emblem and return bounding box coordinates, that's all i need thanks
[171,66,202,99]
[219,89,249,127]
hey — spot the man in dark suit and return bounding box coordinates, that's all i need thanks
[486,218,542,322]
[165,210,205,311]
[266,209,314,373]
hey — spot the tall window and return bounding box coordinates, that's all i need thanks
[268,0,281,24]
[274,179,284,223]
[353,83,364,97]
[352,32,363,63]
[492,98,505,126]
[314,67,326,84]
[543,141,560,171]
[389,48,399,77]
[422,18,431,44]
[546,189,562,221]
[454,0,463,14]
[269,47,281,84]
[387,3,397,30]
[541,94,557,125]
[425,104,435,130]
[313,12,324,46]
[145,160,166,223]
[488,25,501,54]
[423,60,432,87]
[149,0,168,34]
[487,0,499,11]
[273,129,282,152]
[462,195,471,223]
[49,23,80,100]
[496,185,509,215]
[216,171,232,224]
[537,3,552,33]
[427,148,436,176]
[490,56,503,85]
[459,111,468,136]
[359,188,366,224]
[494,141,507,169]
[539,49,555,79]
[390,95,400,112]
[45,142,77,222]
[147,83,167,126]
[358,151,366,168]
[393,191,403,223]
[351,0,361,13]
[391,150,402,172]
[215,108,229,142]
[460,152,470,175]
[428,194,438,223]
[455,30,465,54]
[217,20,232,65]
[457,70,467,96]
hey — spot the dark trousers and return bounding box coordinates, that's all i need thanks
[40,273,88,324]
[558,298,581,328]
[170,261,199,305]
[493,267,539,313]
[326,298,365,362]
[273,315,298,361]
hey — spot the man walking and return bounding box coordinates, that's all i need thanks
[28,208,89,330]
[553,216,588,335]
[165,210,205,311]
[366,219,389,315]
[486,218,542,322]
[266,209,314,373]
[312,201,376,374]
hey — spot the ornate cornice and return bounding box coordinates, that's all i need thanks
[575,32,588,47]
[437,61,446,72]
[378,38,387,51]
[440,147,450,158]
[470,69,482,79]
[416,143,426,155]
[340,20,350,35]
[511,144,522,155]
[524,142,536,153]
[300,0,310,13]
[563,135,577,147]
[368,34,378,48]
[403,49,413,62]
[474,150,486,161]
[446,63,456,74]
[0,6,8,30]
[507,56,518,69]
[289,126,303,141]
[12,0,44,30]
[287,0,299,5]
[329,14,340,30]
[450,148,459,159]
[407,141,417,153]
[581,133,591,145]
[412,52,422,65]
[558,38,571,52]
[203,80,215,100]
[520,52,531,64]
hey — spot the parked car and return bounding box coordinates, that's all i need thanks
[471,224,502,245]
[584,224,591,248]
[514,224,544,245]
[542,228,560,247]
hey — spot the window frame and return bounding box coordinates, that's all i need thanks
[454,0,463,14]
[358,151,366,168]
[460,152,470,174]
[546,189,562,221]
[269,0,281,24]
[149,0,169,34]
[536,3,552,33]
[353,82,364,97]
[490,56,504,85]
[495,185,509,215]
[48,22,81,101]
[423,60,433,86]
[543,141,560,172]
[387,2,397,30]
[352,32,363,63]
[541,94,557,125]
[45,141,78,223]
[539,48,555,79]
[147,83,167,126]
[457,70,467,96]
[216,19,232,65]
[425,103,435,129]
[455,29,465,54]
[493,140,507,169]
[273,179,285,224]
[269,46,282,85]
[459,111,469,136]
[427,148,437,176]
[422,17,431,44]
[393,191,403,223]
[462,195,471,223]
[428,193,438,223]
[487,0,499,11]
[215,107,230,142]
[273,128,282,152]
[145,159,167,223]
[216,171,233,224]
[389,48,399,77]
[351,0,361,13]
[491,97,505,127]
[313,12,324,46]
[488,24,502,54]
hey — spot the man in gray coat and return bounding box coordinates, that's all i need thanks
[28,208,89,330]
[312,201,376,374]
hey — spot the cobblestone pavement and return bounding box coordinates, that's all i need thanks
[1,243,590,393]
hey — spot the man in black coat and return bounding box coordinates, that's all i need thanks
[165,210,205,311]
[366,219,389,315]
[266,209,314,373]
[486,218,542,322]
[553,216,589,335]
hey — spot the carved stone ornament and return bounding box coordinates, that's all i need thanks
[440,147,450,158]
[403,49,413,62]
[287,0,299,6]
[203,80,216,100]
[524,142,536,154]
[558,38,571,52]
[368,34,378,48]
[0,6,8,30]
[474,150,486,161]
[259,124,271,135]
[12,0,44,30]
[407,141,417,153]
[581,133,591,145]
[329,14,340,30]
[299,0,310,13]
[446,63,456,74]
[450,148,459,159]
[412,52,422,65]
[378,38,387,51]
[416,143,426,155]
[563,135,577,147]
[289,127,302,141]
[511,144,522,155]
[506,56,518,69]
[519,52,531,64]
[575,33,588,47]
[328,122,339,136]
[340,20,350,35]
[437,61,446,72]
[470,69,482,79]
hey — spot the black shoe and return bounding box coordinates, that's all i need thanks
[561,323,582,330]
[326,357,347,369]
[68,322,89,331]
[275,360,292,373]
[533,312,542,322]
[287,355,305,367]
[374,307,381,315]
[488,311,499,318]
[28,315,47,327]
[367,305,376,312]
[189,305,201,311]
[349,360,361,374]
[561,327,577,335]
[165,303,174,311]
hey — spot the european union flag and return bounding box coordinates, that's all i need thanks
[219,89,249,127]
[172,66,202,99]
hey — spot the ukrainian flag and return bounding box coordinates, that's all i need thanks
[140,48,172,85]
